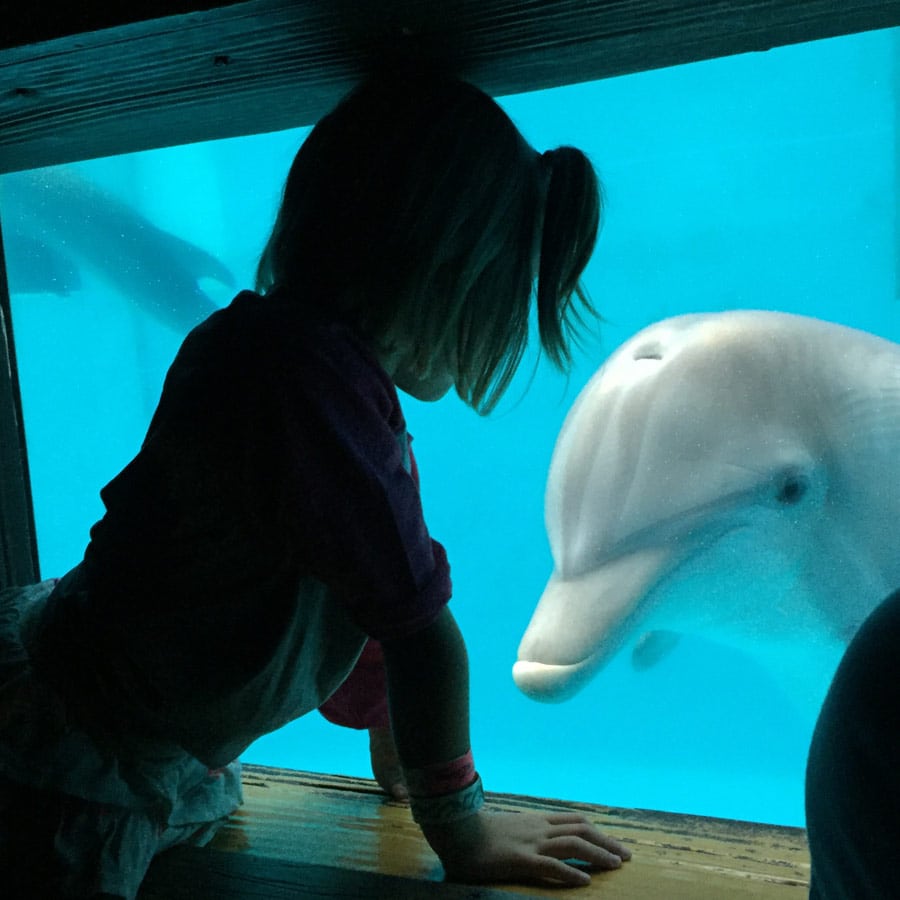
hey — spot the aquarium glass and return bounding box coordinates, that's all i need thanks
[1,26,896,827]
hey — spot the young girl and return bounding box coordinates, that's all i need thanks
[0,69,631,897]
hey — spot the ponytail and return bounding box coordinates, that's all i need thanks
[536,147,603,369]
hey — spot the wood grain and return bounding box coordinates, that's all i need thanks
[140,765,810,899]
[1,1,899,173]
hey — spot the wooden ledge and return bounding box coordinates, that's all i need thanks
[2,1,900,173]
[139,764,810,899]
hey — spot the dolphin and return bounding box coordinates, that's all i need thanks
[0,166,233,335]
[514,311,900,704]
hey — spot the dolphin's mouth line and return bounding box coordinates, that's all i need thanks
[512,656,603,703]
[557,498,755,583]
[515,646,605,671]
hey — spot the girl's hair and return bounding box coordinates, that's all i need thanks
[256,70,602,414]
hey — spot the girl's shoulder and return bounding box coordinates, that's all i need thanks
[215,288,402,421]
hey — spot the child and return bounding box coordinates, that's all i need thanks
[0,69,631,897]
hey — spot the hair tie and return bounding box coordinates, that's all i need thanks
[404,750,484,825]
[404,749,476,796]
[408,775,485,825]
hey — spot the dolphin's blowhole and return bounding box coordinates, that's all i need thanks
[632,341,664,361]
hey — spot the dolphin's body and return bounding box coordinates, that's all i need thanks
[0,167,233,335]
[514,311,900,704]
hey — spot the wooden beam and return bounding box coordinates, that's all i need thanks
[138,766,811,899]
[0,1,248,51]
[0,0,898,174]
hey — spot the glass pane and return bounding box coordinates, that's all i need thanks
[1,25,895,827]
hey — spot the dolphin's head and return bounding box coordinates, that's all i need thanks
[514,312,845,702]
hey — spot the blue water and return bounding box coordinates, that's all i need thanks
[2,26,897,827]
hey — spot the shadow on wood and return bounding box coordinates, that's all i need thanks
[140,847,526,899]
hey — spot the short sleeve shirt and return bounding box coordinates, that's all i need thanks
[36,289,452,763]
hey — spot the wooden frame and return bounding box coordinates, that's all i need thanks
[1,1,899,175]
[0,217,38,587]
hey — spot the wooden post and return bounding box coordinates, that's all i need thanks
[0,214,39,588]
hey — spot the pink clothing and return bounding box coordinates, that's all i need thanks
[319,639,390,730]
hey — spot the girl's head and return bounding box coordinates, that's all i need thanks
[257,69,602,414]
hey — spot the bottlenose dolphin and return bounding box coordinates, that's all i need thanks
[514,311,900,704]
[0,167,233,334]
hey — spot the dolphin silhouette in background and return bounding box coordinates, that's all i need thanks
[0,167,234,335]
[514,311,900,705]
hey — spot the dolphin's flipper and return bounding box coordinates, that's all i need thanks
[631,630,682,671]
[129,223,236,331]
[1,167,235,335]
[149,225,236,290]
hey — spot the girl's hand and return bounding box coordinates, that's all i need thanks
[368,725,409,801]
[423,808,631,887]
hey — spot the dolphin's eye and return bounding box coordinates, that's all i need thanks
[776,473,808,505]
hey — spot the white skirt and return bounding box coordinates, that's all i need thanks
[0,579,242,898]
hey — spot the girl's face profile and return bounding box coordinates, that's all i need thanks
[379,340,457,403]
[392,355,456,403]
[394,369,455,403]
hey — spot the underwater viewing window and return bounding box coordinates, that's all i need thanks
[0,24,896,828]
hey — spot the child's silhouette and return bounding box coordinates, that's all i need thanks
[0,69,630,897]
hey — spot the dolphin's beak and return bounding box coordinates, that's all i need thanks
[514,546,672,702]
[512,658,596,702]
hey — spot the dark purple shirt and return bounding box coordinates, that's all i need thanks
[36,289,451,759]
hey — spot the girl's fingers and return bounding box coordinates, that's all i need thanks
[530,856,593,887]
[545,814,633,860]
[539,835,626,869]
[546,812,595,825]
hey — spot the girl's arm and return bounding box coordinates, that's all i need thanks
[381,606,631,887]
